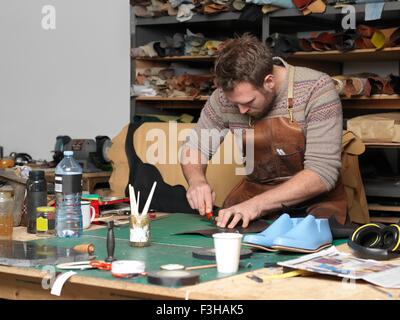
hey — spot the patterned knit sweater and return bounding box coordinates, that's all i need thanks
[185,57,343,191]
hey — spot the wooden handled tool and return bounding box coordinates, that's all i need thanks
[73,243,95,255]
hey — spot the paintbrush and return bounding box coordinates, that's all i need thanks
[129,184,138,216]
[141,181,157,216]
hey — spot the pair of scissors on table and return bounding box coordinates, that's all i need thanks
[56,260,112,271]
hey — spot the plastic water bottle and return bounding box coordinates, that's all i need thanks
[55,151,83,238]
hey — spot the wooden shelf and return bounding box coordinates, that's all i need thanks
[370,216,400,224]
[341,96,400,109]
[364,142,400,148]
[369,203,400,212]
[287,47,400,63]
[134,56,216,62]
[135,96,208,101]
[135,11,242,26]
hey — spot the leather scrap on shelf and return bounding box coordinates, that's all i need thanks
[341,130,369,225]
[332,75,371,98]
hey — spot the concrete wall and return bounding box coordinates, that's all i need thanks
[0,0,130,160]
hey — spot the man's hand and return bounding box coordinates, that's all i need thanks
[186,180,215,216]
[216,198,262,228]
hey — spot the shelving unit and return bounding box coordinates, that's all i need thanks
[341,96,400,110]
[364,142,400,148]
[135,95,208,101]
[131,3,264,120]
[266,4,400,218]
[131,2,400,217]
[288,47,400,63]
[134,95,208,110]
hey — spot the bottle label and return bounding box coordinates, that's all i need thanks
[36,217,48,232]
[55,174,82,195]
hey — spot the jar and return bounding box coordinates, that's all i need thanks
[0,191,14,240]
[129,214,150,247]
[36,206,56,236]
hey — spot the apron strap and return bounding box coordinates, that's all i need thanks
[287,65,295,122]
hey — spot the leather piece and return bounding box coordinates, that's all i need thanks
[292,0,312,10]
[232,0,246,11]
[371,27,400,49]
[311,32,336,51]
[239,4,263,21]
[356,24,376,38]
[298,38,313,51]
[174,219,270,237]
[202,3,230,14]
[368,75,386,95]
[355,36,375,49]
[304,0,326,14]
[390,28,400,46]
[390,74,400,94]
[341,131,369,225]
[266,33,301,56]
[332,75,371,98]
[153,42,166,57]
[333,30,357,52]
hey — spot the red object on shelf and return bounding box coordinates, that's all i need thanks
[81,196,130,221]
[98,197,130,206]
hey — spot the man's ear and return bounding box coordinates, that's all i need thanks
[263,74,275,91]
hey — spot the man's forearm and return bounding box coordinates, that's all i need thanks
[254,169,330,214]
[180,146,208,185]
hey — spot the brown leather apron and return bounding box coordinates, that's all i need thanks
[223,65,348,225]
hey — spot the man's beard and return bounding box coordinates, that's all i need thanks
[250,90,276,120]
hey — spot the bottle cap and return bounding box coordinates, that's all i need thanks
[63,151,73,156]
[29,170,45,180]
[36,206,56,213]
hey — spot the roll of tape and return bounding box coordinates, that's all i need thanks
[147,270,200,287]
[192,248,253,260]
[111,260,146,275]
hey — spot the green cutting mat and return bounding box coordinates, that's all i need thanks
[30,214,346,287]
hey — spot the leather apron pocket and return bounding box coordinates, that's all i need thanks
[272,143,305,178]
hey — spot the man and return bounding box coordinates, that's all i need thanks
[180,34,347,229]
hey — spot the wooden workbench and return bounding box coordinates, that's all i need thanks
[2,213,400,300]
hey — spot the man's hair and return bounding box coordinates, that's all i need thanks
[214,34,273,91]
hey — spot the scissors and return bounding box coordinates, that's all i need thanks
[56,260,112,271]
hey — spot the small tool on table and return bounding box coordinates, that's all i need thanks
[56,260,112,271]
[206,211,215,222]
[105,221,116,263]
[73,243,95,255]
[160,263,217,271]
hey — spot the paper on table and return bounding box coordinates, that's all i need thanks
[363,266,400,289]
[51,271,77,296]
[278,246,400,288]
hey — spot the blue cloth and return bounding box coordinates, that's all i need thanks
[365,2,385,21]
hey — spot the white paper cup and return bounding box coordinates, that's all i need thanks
[212,232,243,274]
[81,201,96,229]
